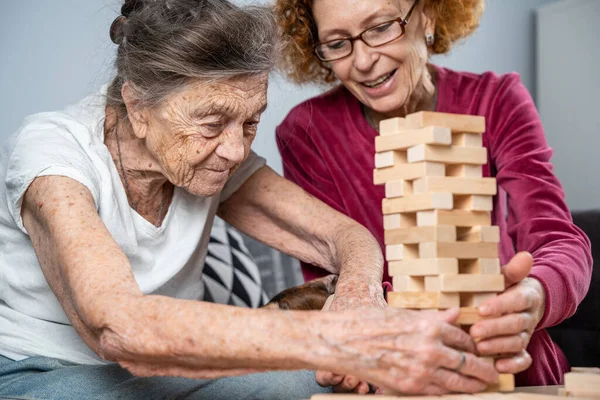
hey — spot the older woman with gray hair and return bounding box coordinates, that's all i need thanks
[0,0,499,399]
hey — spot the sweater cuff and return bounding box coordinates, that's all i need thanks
[529,265,567,330]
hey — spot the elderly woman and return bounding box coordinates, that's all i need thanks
[274,0,592,392]
[0,0,501,399]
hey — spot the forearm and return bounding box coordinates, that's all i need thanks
[99,294,339,376]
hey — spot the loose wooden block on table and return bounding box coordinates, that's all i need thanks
[387,291,460,309]
[375,150,407,168]
[384,225,457,245]
[425,275,504,292]
[407,144,487,165]
[379,117,406,135]
[418,210,491,227]
[413,176,497,196]
[374,162,445,185]
[564,372,600,394]
[389,258,459,276]
[382,192,453,214]
[375,126,451,152]
[570,367,600,374]
[485,374,515,393]
[385,180,413,198]
[407,111,486,134]
[454,195,494,212]
[419,241,499,259]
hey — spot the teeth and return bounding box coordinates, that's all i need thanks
[364,72,392,88]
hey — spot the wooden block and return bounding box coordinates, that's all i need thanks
[485,374,515,393]
[455,306,489,325]
[385,180,413,199]
[459,259,501,274]
[564,372,600,393]
[407,144,487,165]
[454,195,494,212]
[571,367,600,374]
[374,162,445,185]
[461,292,497,307]
[406,111,486,133]
[392,275,425,292]
[375,150,407,168]
[375,126,452,152]
[386,244,418,261]
[457,226,500,243]
[413,176,497,196]
[383,213,416,229]
[387,291,460,309]
[447,164,483,178]
[384,225,456,245]
[379,117,406,135]
[382,192,453,214]
[417,210,491,227]
[419,242,499,259]
[425,274,504,292]
[389,258,459,276]
[453,132,483,147]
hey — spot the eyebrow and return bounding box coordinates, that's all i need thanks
[192,100,268,119]
[319,10,399,39]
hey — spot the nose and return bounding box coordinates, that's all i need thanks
[352,40,378,72]
[215,127,245,165]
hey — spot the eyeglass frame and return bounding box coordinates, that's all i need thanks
[313,0,421,62]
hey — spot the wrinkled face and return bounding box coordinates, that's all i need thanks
[141,74,268,197]
[312,0,433,114]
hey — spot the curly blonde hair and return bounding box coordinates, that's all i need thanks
[274,0,484,85]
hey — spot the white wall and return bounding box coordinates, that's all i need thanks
[1,0,555,175]
[536,0,600,210]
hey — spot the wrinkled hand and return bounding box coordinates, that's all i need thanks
[471,251,545,374]
[318,307,498,395]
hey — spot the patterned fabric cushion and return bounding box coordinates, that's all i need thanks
[202,217,269,308]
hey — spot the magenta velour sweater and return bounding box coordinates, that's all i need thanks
[275,65,592,386]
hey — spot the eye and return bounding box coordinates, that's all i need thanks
[326,40,349,50]
[372,21,394,33]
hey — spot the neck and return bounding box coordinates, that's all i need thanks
[104,106,172,225]
[368,63,437,130]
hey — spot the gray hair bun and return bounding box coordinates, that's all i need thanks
[110,0,144,45]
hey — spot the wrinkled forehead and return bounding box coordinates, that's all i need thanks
[167,73,269,119]
[313,0,407,31]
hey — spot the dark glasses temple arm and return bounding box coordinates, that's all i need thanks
[404,0,420,23]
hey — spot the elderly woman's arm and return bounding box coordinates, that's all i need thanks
[22,175,497,393]
[218,166,386,311]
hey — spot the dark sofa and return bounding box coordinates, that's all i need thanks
[547,210,600,367]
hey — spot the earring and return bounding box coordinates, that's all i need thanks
[425,34,435,46]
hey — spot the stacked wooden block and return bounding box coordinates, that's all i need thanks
[561,367,600,398]
[373,111,513,392]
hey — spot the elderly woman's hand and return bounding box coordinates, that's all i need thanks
[470,252,544,374]
[317,307,498,395]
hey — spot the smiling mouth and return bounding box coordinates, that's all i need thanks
[362,69,397,88]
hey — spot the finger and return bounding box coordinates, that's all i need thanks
[439,323,477,353]
[470,312,534,340]
[501,251,533,287]
[432,367,488,393]
[315,371,344,387]
[438,348,499,384]
[333,375,360,393]
[494,350,533,374]
[354,381,370,394]
[476,331,530,356]
[478,285,535,317]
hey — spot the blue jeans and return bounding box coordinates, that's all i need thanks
[0,355,332,400]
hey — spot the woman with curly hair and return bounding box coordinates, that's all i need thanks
[274,0,592,392]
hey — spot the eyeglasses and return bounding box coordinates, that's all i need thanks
[313,0,420,62]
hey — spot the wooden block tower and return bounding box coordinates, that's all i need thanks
[374,111,514,393]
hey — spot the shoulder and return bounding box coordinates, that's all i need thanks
[435,65,530,114]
